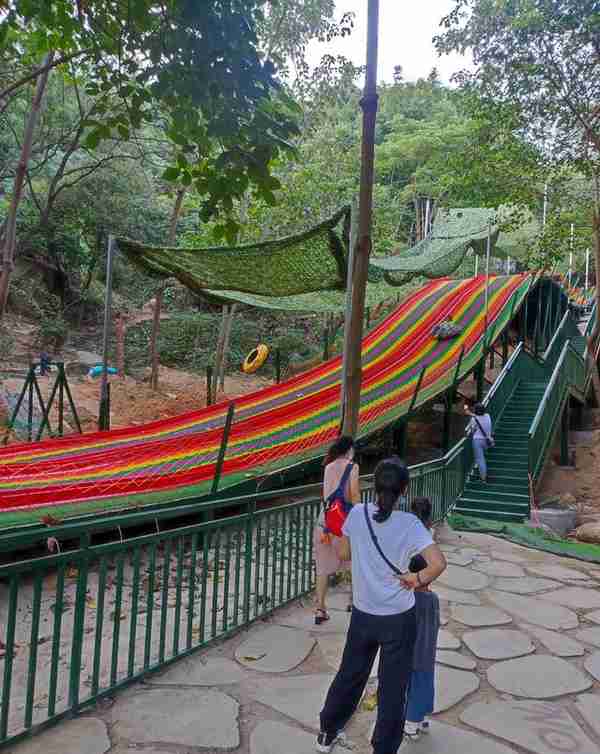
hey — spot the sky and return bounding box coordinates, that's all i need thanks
[306,0,470,84]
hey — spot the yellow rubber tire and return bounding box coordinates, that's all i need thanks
[242,344,269,374]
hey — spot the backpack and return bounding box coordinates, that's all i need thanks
[323,463,355,537]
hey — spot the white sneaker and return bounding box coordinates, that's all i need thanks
[404,722,420,737]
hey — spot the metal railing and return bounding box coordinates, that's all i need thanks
[528,303,597,482]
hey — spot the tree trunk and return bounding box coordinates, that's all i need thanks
[219,303,237,390]
[0,52,54,318]
[149,188,186,391]
[342,0,380,437]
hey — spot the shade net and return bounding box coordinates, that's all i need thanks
[0,274,532,526]
[371,208,499,285]
[117,206,351,298]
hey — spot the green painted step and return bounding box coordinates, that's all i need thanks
[465,479,529,493]
[452,506,527,523]
[455,497,530,515]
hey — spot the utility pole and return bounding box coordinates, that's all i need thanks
[342,0,380,437]
[99,235,115,430]
[569,223,574,288]
[340,200,357,423]
[585,247,590,291]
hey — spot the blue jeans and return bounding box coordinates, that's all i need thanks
[473,438,488,480]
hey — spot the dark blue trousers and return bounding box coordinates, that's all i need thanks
[320,605,416,754]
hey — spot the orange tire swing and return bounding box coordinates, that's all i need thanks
[242,344,269,374]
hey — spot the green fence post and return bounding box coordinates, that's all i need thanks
[408,365,427,414]
[212,402,235,494]
[27,369,34,441]
[62,368,82,433]
[69,538,90,710]
[243,500,256,625]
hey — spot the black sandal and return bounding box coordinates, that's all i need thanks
[315,608,330,625]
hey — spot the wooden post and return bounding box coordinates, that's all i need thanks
[149,287,163,391]
[342,0,380,437]
[219,303,237,390]
[275,347,281,384]
[206,366,213,406]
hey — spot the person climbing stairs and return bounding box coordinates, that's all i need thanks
[453,381,548,522]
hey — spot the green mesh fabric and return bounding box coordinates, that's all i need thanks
[117,206,351,297]
[205,278,422,312]
[372,208,499,285]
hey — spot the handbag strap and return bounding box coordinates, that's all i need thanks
[324,463,354,507]
[472,415,491,442]
[363,502,402,575]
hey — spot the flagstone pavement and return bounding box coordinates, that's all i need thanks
[12,523,600,754]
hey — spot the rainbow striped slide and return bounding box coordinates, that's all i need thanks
[0,274,532,526]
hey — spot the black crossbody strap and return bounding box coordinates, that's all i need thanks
[363,502,402,575]
[473,415,491,442]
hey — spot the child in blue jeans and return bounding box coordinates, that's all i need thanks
[403,497,440,743]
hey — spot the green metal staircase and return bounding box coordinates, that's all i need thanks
[453,300,598,524]
[454,381,546,522]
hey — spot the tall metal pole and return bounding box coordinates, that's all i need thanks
[569,223,574,287]
[474,253,479,277]
[99,235,115,430]
[342,0,380,437]
[340,200,357,422]
[586,247,590,290]
[484,222,491,345]
[542,182,548,227]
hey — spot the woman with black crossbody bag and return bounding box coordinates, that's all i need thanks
[316,459,446,754]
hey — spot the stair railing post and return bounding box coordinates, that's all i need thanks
[408,365,427,415]
[212,402,235,495]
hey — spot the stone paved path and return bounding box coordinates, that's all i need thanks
[12,523,600,754]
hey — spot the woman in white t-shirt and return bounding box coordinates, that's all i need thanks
[465,402,493,483]
[316,458,447,754]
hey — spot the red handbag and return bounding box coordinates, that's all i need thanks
[323,463,354,537]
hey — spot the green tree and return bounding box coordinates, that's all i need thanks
[0,1,302,317]
[436,0,600,324]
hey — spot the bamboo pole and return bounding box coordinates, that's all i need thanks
[342,0,380,437]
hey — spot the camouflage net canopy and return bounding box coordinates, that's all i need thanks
[117,206,351,298]
[209,269,422,312]
[118,206,506,312]
[371,208,499,285]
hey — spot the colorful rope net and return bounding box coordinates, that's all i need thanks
[0,274,531,525]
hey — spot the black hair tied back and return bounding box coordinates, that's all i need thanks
[373,458,409,523]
